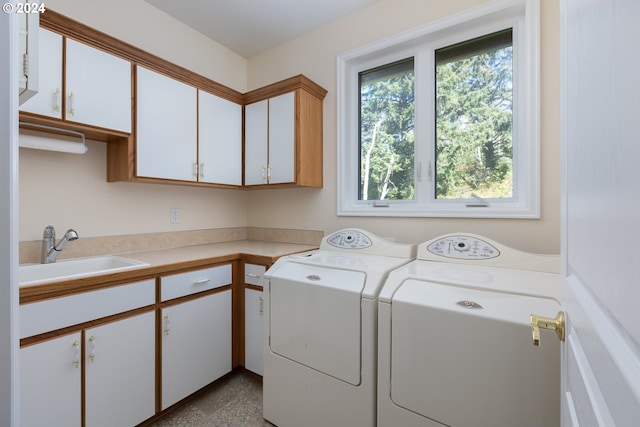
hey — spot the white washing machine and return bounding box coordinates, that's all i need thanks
[378,233,561,427]
[263,229,416,427]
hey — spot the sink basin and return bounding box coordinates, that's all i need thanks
[19,256,150,286]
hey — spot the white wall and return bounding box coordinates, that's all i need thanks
[246,0,561,253]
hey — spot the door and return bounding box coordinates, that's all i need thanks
[245,288,264,375]
[267,91,295,184]
[65,38,131,132]
[244,99,268,185]
[19,28,62,118]
[161,290,232,409]
[20,332,81,427]
[560,1,640,425]
[198,90,242,185]
[85,312,155,427]
[136,65,197,181]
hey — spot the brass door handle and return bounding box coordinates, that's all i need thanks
[530,311,565,346]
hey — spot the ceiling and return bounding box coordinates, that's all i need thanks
[145,0,383,58]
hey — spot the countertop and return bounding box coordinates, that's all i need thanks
[20,240,318,303]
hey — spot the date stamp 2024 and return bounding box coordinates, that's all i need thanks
[3,2,46,14]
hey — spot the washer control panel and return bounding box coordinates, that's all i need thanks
[427,235,500,260]
[325,229,373,249]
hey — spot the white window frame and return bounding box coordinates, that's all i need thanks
[337,0,540,218]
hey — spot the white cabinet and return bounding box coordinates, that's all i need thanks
[161,291,232,409]
[85,311,156,427]
[20,28,131,132]
[245,288,264,376]
[20,27,62,118]
[20,332,82,427]
[245,92,295,185]
[136,66,197,181]
[18,13,40,105]
[199,90,242,185]
[20,279,155,427]
[136,67,242,186]
[244,263,266,375]
[65,38,132,132]
[243,76,327,188]
[160,264,233,409]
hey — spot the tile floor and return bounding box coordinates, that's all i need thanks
[148,370,274,427]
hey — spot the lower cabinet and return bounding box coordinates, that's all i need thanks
[161,290,232,409]
[244,288,264,376]
[20,311,155,427]
[21,332,82,427]
[243,262,267,376]
[85,311,156,427]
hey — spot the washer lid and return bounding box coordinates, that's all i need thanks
[390,280,560,427]
[268,262,364,385]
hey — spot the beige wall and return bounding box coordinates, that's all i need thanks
[19,0,561,253]
[19,0,249,241]
[42,0,248,91]
[246,0,561,253]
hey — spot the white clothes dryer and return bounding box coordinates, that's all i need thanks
[263,229,416,427]
[378,233,561,427]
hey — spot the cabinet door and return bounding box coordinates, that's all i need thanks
[19,27,62,119]
[198,90,242,185]
[244,288,264,375]
[65,38,131,132]
[85,311,155,427]
[244,99,269,185]
[162,290,232,409]
[137,66,197,181]
[268,92,295,184]
[20,332,81,427]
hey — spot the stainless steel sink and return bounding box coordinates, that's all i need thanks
[19,256,150,286]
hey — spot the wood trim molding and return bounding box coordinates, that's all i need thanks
[243,74,328,105]
[40,9,245,104]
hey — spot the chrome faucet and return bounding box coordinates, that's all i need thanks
[41,225,79,263]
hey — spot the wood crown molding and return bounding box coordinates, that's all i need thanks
[40,9,245,104]
[40,10,328,106]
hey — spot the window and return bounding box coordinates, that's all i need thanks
[338,0,539,218]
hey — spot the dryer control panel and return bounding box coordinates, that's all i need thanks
[320,229,416,258]
[418,233,560,273]
[427,235,500,260]
[325,229,372,249]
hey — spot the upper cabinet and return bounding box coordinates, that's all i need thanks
[65,38,132,132]
[244,76,327,188]
[20,28,62,118]
[199,90,243,186]
[136,66,198,182]
[24,10,327,190]
[134,66,243,186]
[20,27,132,133]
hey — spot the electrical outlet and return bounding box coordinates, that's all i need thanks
[170,208,180,224]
